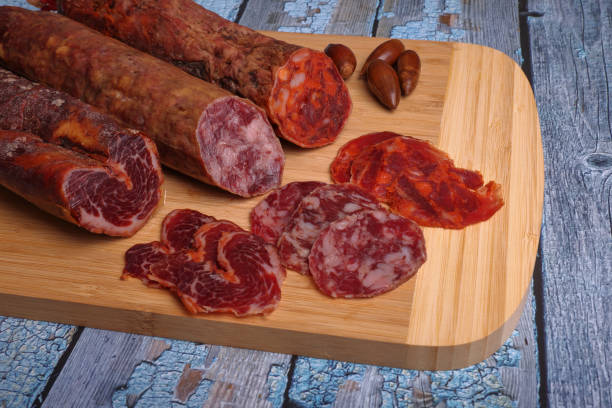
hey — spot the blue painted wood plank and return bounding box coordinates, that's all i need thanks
[0,317,77,407]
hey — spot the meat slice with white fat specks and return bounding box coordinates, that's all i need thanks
[309,209,426,298]
[250,181,326,245]
[277,183,382,275]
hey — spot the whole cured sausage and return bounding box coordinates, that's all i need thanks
[123,210,285,316]
[309,209,426,298]
[250,181,326,245]
[0,7,284,197]
[0,68,162,237]
[36,0,352,148]
[276,183,382,275]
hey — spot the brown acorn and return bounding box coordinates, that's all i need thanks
[324,43,357,80]
[360,39,405,77]
[366,59,400,110]
[396,50,421,96]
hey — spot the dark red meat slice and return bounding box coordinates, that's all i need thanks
[123,210,285,316]
[39,0,351,148]
[161,209,217,252]
[341,133,503,229]
[277,183,382,275]
[0,68,162,236]
[0,7,283,197]
[330,131,398,183]
[250,181,326,244]
[309,209,426,298]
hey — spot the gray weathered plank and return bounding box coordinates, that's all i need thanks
[528,0,612,406]
[239,0,378,35]
[41,328,292,408]
[41,329,170,408]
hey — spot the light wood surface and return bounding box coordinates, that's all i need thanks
[0,32,543,370]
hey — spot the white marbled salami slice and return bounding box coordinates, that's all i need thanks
[308,209,426,298]
[250,181,326,244]
[277,183,382,275]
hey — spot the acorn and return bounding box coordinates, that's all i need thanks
[324,43,356,80]
[366,59,401,110]
[360,39,405,77]
[396,50,421,96]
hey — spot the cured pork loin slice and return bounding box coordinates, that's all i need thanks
[309,209,426,298]
[331,132,504,229]
[277,183,382,275]
[37,0,352,148]
[250,181,326,245]
[123,210,285,316]
[0,7,283,197]
[0,68,162,236]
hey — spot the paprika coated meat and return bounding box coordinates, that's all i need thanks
[331,132,504,229]
[0,68,162,237]
[0,7,284,197]
[36,0,352,148]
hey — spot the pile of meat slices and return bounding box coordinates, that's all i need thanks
[123,209,285,317]
[251,182,427,298]
[331,132,504,229]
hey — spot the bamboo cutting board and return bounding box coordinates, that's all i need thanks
[0,33,543,370]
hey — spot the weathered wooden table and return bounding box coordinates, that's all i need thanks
[0,0,609,407]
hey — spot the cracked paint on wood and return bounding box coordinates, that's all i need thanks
[286,331,521,407]
[382,0,467,41]
[111,340,291,407]
[277,0,340,33]
[0,317,77,408]
[193,0,243,22]
[240,0,377,36]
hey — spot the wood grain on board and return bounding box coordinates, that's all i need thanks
[0,32,542,371]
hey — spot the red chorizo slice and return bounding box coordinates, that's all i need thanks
[39,0,351,148]
[349,136,503,229]
[0,68,162,237]
[250,181,326,245]
[123,211,285,316]
[330,131,399,183]
[277,184,382,275]
[309,209,426,298]
[0,7,283,197]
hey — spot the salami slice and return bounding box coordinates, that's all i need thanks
[277,183,382,275]
[330,131,398,183]
[123,210,285,316]
[38,0,352,148]
[250,181,326,244]
[0,69,162,237]
[309,209,426,298]
[0,7,283,197]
